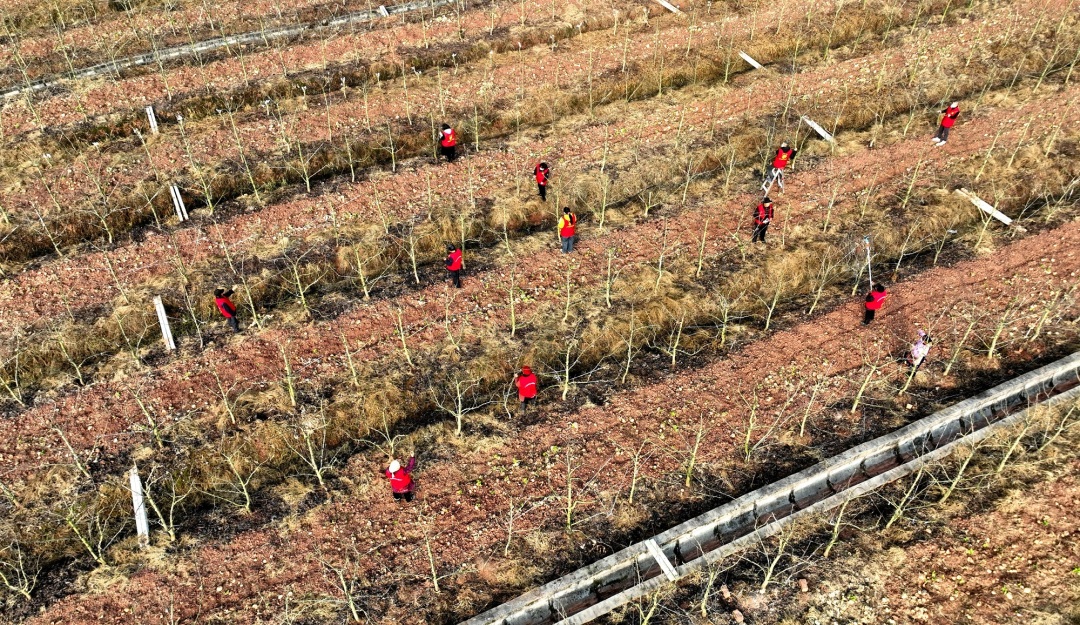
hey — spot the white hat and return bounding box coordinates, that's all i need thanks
[951,101,959,107]
[388,460,401,473]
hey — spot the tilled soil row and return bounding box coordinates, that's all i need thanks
[15,212,1080,625]
[2,73,1076,478]
[0,0,1063,390]
[1,0,983,262]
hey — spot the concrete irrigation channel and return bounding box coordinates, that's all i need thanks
[0,0,459,100]
[463,351,1080,625]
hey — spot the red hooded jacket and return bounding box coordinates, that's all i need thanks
[941,105,960,128]
[535,164,550,186]
[385,457,416,493]
[446,248,463,271]
[865,288,888,310]
[215,295,237,318]
[516,367,538,399]
[754,202,774,226]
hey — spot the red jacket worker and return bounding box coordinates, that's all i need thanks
[514,366,538,415]
[214,288,240,333]
[932,102,959,146]
[385,457,416,502]
[534,162,551,201]
[439,124,458,162]
[863,283,888,325]
[445,244,463,288]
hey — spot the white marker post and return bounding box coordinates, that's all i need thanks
[738,51,764,70]
[377,5,389,16]
[800,115,836,144]
[145,105,159,135]
[652,0,682,13]
[154,296,177,351]
[645,539,679,582]
[955,188,1016,227]
[129,467,150,547]
[863,236,873,287]
[169,184,189,222]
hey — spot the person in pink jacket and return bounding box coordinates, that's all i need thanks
[385,457,416,502]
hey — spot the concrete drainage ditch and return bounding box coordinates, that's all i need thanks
[462,351,1080,625]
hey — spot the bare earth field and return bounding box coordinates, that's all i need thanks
[0,0,1078,623]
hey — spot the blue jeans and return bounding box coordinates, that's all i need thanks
[561,236,574,253]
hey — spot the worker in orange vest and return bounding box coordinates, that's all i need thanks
[534,162,551,201]
[863,283,887,325]
[439,123,458,162]
[762,142,797,192]
[213,288,240,333]
[751,197,774,243]
[513,365,538,415]
[558,207,577,253]
[384,457,416,502]
[445,244,463,288]
[931,102,960,146]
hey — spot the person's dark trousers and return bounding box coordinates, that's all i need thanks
[226,316,240,333]
[934,125,950,142]
[751,224,768,243]
[393,491,414,502]
[538,184,547,201]
[440,145,456,162]
[561,236,574,253]
[863,308,875,325]
[449,269,462,288]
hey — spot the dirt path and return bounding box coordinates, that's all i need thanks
[20,197,1080,625]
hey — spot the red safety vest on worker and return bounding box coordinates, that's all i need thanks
[559,213,577,238]
[441,127,458,147]
[385,457,416,493]
[941,105,960,128]
[754,202,774,226]
[772,146,795,169]
[866,289,888,310]
[516,368,538,399]
[535,164,550,186]
[446,248,463,271]
[215,296,236,318]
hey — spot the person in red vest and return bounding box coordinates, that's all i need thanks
[751,197,774,243]
[213,288,240,333]
[514,365,539,415]
[445,244,463,288]
[384,456,416,502]
[558,207,577,253]
[763,142,797,192]
[932,102,960,146]
[863,283,888,325]
[534,162,551,201]
[439,123,458,162]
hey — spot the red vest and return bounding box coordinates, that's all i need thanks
[386,468,413,493]
[215,296,236,318]
[772,147,794,169]
[441,128,457,147]
[535,165,549,185]
[755,203,773,225]
[866,290,887,310]
[447,249,463,271]
[559,214,576,238]
[517,373,538,398]
[941,106,959,128]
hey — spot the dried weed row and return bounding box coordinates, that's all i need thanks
[1,83,1078,614]
[0,0,978,265]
